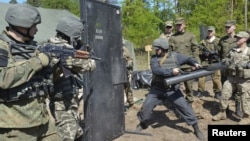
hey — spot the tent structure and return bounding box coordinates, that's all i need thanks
[0,2,79,43]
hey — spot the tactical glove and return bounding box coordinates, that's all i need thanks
[64,57,96,72]
[222,58,231,66]
[37,53,50,67]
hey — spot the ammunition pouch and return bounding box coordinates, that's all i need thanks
[0,82,46,103]
[51,75,82,101]
[243,69,250,79]
[228,66,236,76]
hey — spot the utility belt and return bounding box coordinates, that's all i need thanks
[152,75,165,83]
[227,68,250,79]
[152,75,170,89]
[0,82,47,103]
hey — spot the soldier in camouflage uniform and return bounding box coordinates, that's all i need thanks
[159,20,173,40]
[122,39,134,107]
[217,20,243,118]
[48,16,96,141]
[0,4,61,140]
[197,26,222,99]
[212,31,250,124]
[169,17,200,103]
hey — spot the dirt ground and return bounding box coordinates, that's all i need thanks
[113,80,241,141]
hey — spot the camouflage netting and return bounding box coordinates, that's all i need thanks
[0,2,78,43]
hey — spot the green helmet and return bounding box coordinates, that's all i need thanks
[5,4,41,28]
[56,16,84,39]
[152,38,169,50]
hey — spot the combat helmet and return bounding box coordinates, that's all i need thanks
[5,4,41,28]
[152,38,169,50]
[56,16,84,39]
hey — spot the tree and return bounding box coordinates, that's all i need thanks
[9,0,17,4]
[26,0,80,16]
[122,0,163,48]
[26,0,40,7]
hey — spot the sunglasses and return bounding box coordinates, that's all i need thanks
[166,26,172,28]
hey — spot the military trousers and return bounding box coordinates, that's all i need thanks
[220,77,250,116]
[0,119,61,141]
[124,81,134,105]
[198,70,222,93]
[221,70,241,103]
[184,80,194,102]
[50,100,84,141]
[137,84,197,126]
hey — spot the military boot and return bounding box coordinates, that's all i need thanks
[238,114,250,125]
[212,109,227,121]
[235,101,243,118]
[135,122,148,132]
[192,123,205,140]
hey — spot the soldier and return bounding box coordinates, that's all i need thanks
[212,31,250,124]
[197,26,222,99]
[217,20,243,118]
[159,20,174,40]
[48,16,96,141]
[136,38,205,140]
[0,4,61,140]
[122,39,134,107]
[169,17,200,104]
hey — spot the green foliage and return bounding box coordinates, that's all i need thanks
[9,0,17,4]
[176,0,249,41]
[38,0,80,16]
[121,0,176,49]
[24,0,250,50]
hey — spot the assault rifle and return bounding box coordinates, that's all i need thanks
[198,44,220,64]
[10,42,101,77]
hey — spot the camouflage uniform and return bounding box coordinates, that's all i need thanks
[123,42,134,107]
[198,26,222,97]
[213,31,250,124]
[159,21,173,40]
[0,4,60,140]
[169,17,200,103]
[48,16,96,141]
[217,20,243,117]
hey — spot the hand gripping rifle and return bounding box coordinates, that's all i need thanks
[10,42,100,77]
[198,44,220,64]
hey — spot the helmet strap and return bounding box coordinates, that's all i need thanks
[10,25,34,40]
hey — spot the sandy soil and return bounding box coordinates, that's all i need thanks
[113,80,241,141]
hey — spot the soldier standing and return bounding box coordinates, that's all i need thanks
[169,17,200,104]
[217,20,243,118]
[197,26,222,99]
[212,31,250,124]
[48,16,96,141]
[0,4,61,140]
[136,38,205,140]
[122,39,135,107]
[159,20,174,40]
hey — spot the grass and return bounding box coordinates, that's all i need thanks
[134,52,151,71]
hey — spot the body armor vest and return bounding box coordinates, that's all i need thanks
[153,52,178,84]
[0,34,49,102]
[48,37,83,100]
